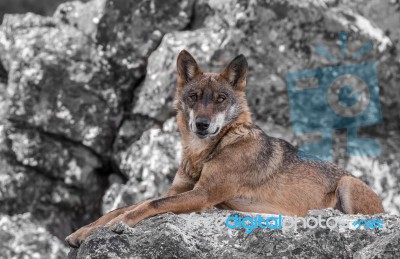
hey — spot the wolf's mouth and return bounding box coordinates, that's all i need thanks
[196,127,220,139]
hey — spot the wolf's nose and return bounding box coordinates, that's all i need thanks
[195,118,210,131]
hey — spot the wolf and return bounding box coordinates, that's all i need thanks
[66,50,384,248]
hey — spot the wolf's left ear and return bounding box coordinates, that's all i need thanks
[177,50,203,85]
[221,54,248,90]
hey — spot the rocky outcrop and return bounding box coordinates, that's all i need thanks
[0,0,194,242]
[0,0,399,257]
[0,12,115,239]
[68,209,400,258]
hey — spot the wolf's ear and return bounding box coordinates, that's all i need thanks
[177,50,202,84]
[220,54,248,90]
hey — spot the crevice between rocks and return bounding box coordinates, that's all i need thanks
[181,0,197,31]
[0,61,7,84]
[7,117,103,162]
[4,117,122,240]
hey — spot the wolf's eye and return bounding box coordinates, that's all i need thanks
[189,94,197,102]
[217,95,226,103]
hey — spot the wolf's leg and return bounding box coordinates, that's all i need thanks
[335,176,384,214]
[105,180,234,230]
[66,168,195,247]
[65,201,146,247]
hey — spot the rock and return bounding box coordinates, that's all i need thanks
[0,1,398,258]
[0,12,118,239]
[341,0,400,50]
[94,0,195,81]
[0,0,196,245]
[0,13,122,155]
[54,0,198,157]
[196,0,395,127]
[0,124,106,240]
[0,213,68,259]
[68,209,400,258]
[112,114,157,155]
[55,0,196,107]
[54,0,107,40]
[0,0,84,21]
[6,125,102,183]
[104,118,181,213]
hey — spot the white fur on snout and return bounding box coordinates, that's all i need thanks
[189,109,195,131]
[213,112,226,131]
[201,112,225,136]
[191,111,226,137]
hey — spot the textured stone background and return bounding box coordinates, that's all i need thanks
[0,0,399,258]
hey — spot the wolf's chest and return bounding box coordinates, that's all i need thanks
[181,138,219,181]
[181,155,204,181]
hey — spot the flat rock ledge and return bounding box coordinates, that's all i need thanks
[68,209,400,259]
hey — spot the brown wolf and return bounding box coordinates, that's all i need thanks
[66,50,384,248]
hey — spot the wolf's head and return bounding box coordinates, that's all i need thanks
[174,50,250,139]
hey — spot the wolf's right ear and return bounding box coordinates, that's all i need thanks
[177,50,202,85]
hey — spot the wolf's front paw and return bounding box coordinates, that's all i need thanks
[105,214,126,230]
[105,212,139,232]
[65,226,93,248]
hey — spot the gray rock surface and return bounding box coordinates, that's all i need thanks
[0,12,121,154]
[68,209,400,259]
[0,0,87,21]
[0,213,68,259]
[0,0,195,242]
[0,121,106,240]
[55,0,195,106]
[0,12,114,239]
[104,118,181,214]
[0,0,399,258]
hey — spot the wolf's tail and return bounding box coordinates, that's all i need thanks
[335,176,384,214]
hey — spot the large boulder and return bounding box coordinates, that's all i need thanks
[0,13,121,155]
[0,13,114,239]
[68,209,400,258]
